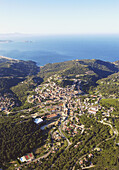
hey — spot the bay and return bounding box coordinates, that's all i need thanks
[0,35,119,66]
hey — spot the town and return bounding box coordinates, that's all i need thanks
[0,92,19,113]
[4,74,118,170]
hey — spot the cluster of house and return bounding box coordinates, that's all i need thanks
[52,130,62,141]
[29,80,82,112]
[26,75,114,140]
[19,153,34,163]
[29,79,85,117]
[62,119,81,136]
[29,79,113,120]
[26,80,81,123]
[27,76,108,131]
[52,130,65,153]
[88,106,99,116]
[74,141,82,148]
[52,143,62,153]
[0,93,18,112]
[84,96,114,117]
[79,153,93,168]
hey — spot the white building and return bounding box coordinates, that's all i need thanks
[34,118,43,124]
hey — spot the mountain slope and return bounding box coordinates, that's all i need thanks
[96,72,119,97]
[0,57,39,93]
[38,59,119,92]
[39,59,119,78]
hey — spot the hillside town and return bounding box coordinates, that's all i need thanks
[28,75,111,121]
[0,93,19,113]
[0,74,119,170]
[8,75,117,170]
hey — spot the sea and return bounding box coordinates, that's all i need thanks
[0,34,119,66]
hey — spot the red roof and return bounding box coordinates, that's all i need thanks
[25,155,29,160]
[29,153,33,157]
[47,114,57,118]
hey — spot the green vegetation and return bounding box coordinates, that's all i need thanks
[33,115,111,170]
[96,72,119,97]
[92,139,119,170]
[11,76,43,108]
[0,77,25,93]
[39,59,119,79]
[0,58,39,94]
[11,78,36,104]
[0,58,119,169]
[39,59,119,92]
[78,59,118,77]
[0,58,118,95]
[0,116,46,168]
[100,98,119,113]
[56,79,74,87]
[0,60,39,77]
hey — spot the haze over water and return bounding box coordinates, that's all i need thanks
[0,35,119,66]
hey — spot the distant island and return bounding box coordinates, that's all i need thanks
[0,40,33,44]
[24,40,33,43]
[0,40,13,43]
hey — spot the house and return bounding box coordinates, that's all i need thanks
[34,118,43,124]
[88,153,93,158]
[84,157,88,162]
[19,153,34,162]
[79,160,83,165]
[47,114,58,119]
[90,106,98,111]
[88,109,97,116]
[74,145,78,148]
[88,106,98,115]
[95,147,102,151]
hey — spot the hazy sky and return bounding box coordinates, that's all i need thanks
[0,0,119,35]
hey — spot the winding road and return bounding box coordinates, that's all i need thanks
[72,120,119,170]
[100,120,118,136]
[59,126,72,149]
[16,147,53,169]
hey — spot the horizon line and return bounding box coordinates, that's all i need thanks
[0,32,119,36]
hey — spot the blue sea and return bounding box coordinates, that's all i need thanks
[0,35,119,66]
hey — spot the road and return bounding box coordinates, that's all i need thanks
[72,120,118,170]
[50,125,72,169]
[100,120,118,136]
[59,126,72,149]
[82,164,95,169]
[16,129,54,169]
[27,95,32,103]
[75,123,85,134]
[17,147,53,169]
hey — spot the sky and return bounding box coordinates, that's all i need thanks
[0,0,119,35]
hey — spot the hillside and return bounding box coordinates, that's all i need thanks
[38,59,119,92]
[11,76,43,106]
[0,56,39,93]
[0,58,119,108]
[0,57,39,77]
[0,56,16,63]
[0,58,119,169]
[0,117,45,166]
[96,72,119,97]
[39,59,118,77]
[113,60,119,68]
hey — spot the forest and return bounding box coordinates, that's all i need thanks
[0,116,47,167]
[22,115,115,170]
